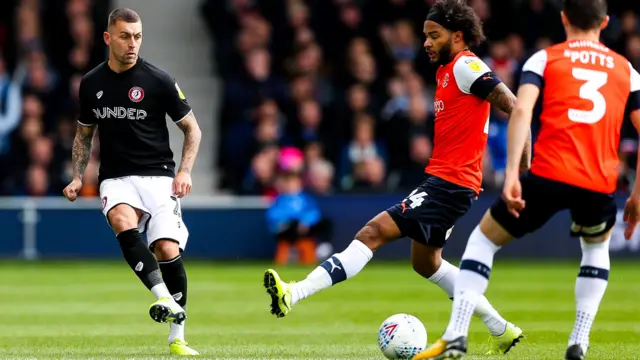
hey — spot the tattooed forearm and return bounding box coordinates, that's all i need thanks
[72,124,96,180]
[176,111,202,174]
[486,83,517,115]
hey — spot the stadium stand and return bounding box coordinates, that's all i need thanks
[0,0,111,196]
[201,0,640,195]
[0,0,637,197]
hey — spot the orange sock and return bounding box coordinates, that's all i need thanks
[296,237,317,266]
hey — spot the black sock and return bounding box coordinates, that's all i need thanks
[159,255,187,308]
[117,229,163,290]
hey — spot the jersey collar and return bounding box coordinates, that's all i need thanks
[107,57,144,75]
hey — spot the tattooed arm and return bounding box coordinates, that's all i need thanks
[486,83,532,174]
[175,111,202,175]
[72,124,97,180]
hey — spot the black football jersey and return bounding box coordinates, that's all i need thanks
[78,58,192,183]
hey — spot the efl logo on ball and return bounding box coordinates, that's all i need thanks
[129,87,145,102]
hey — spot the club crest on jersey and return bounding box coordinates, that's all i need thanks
[441,73,449,88]
[128,87,145,103]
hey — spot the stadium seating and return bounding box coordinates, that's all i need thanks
[201,0,640,195]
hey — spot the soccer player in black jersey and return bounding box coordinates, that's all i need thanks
[62,8,201,356]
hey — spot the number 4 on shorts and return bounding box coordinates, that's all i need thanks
[403,189,428,209]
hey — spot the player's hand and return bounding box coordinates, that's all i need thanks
[63,178,83,202]
[173,171,192,198]
[623,193,640,240]
[502,171,525,218]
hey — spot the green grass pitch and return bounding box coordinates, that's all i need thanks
[1,260,639,359]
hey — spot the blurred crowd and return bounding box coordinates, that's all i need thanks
[202,0,640,196]
[0,0,637,199]
[0,0,109,196]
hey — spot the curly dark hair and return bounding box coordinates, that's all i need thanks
[427,0,486,47]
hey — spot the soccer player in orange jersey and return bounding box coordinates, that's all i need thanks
[413,0,640,359]
[264,0,529,355]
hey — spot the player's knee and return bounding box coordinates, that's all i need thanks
[355,212,401,251]
[411,246,442,278]
[153,239,180,261]
[108,204,139,233]
[355,221,387,251]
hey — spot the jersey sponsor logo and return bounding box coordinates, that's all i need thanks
[441,73,449,88]
[128,86,145,102]
[433,99,445,114]
[175,83,186,100]
[92,106,148,120]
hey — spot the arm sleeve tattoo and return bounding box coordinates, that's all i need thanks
[175,111,202,175]
[72,124,96,180]
[486,83,532,172]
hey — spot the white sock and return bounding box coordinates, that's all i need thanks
[291,240,373,305]
[169,321,185,344]
[475,292,508,336]
[428,259,507,336]
[443,226,501,341]
[151,283,173,300]
[568,237,610,353]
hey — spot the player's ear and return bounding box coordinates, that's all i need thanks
[103,31,110,46]
[560,11,569,28]
[600,15,610,30]
[453,30,463,44]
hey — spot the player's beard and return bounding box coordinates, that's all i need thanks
[436,38,453,66]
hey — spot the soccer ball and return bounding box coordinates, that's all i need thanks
[377,314,428,359]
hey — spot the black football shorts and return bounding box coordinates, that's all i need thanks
[490,172,617,239]
[386,174,475,247]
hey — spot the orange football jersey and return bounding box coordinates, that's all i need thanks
[523,40,640,194]
[425,50,493,194]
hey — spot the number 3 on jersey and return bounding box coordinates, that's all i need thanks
[569,68,608,124]
[403,189,427,209]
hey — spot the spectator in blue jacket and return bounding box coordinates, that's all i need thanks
[266,147,332,265]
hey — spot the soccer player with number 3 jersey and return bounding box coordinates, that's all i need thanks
[414,0,640,359]
[264,0,531,355]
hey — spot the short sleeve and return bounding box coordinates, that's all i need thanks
[630,62,640,93]
[519,50,547,89]
[453,56,493,94]
[160,73,192,123]
[77,77,96,127]
[629,62,640,112]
